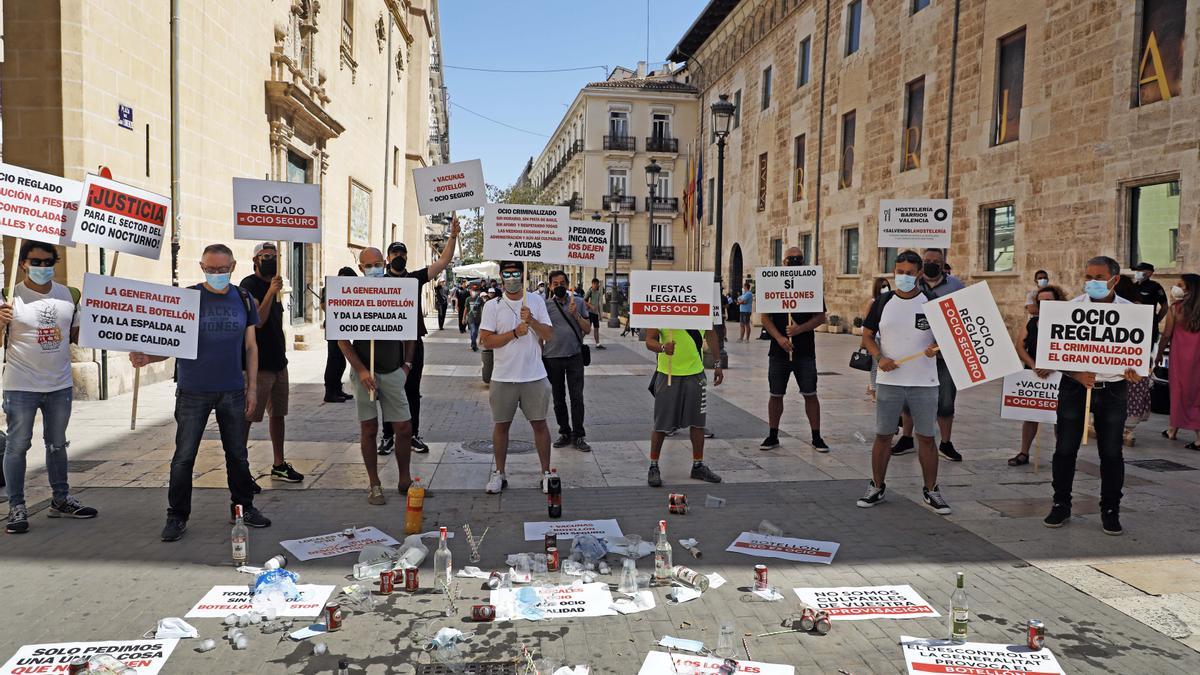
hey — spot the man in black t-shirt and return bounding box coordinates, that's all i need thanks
[455,280,470,334]
[759,248,829,452]
[240,243,303,484]
[1133,262,1169,345]
[376,217,460,456]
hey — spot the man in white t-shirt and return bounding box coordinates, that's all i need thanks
[478,260,556,494]
[857,250,950,515]
[1,241,98,534]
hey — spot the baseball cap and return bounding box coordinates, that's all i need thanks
[387,241,408,255]
[253,242,277,256]
[1133,262,1155,272]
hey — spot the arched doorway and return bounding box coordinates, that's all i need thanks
[729,243,743,292]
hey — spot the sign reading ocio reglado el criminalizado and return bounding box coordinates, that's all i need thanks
[324,277,419,341]
[1035,300,1154,376]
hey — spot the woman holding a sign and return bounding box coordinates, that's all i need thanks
[1009,284,1066,467]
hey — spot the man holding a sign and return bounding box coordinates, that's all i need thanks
[643,329,725,487]
[1,242,98,535]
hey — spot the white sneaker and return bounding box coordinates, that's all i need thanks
[485,471,507,494]
[541,471,553,494]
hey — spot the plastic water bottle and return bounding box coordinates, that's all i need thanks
[404,478,425,535]
[433,526,452,593]
[231,505,248,566]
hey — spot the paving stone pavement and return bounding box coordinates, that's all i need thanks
[3,314,1200,672]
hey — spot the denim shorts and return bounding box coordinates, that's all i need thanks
[768,354,818,397]
[875,384,938,437]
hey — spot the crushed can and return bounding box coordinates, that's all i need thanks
[379,570,394,595]
[471,604,496,622]
[324,602,343,631]
[486,571,503,589]
[812,610,831,635]
[798,607,816,631]
[1027,620,1045,650]
[668,493,689,514]
[66,657,89,675]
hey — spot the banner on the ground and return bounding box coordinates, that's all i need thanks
[878,199,952,249]
[78,273,200,359]
[899,636,1066,675]
[564,219,610,268]
[0,162,82,246]
[71,174,170,259]
[629,271,714,330]
[637,651,795,675]
[712,283,723,326]
[482,204,569,262]
[412,159,486,215]
[792,585,940,620]
[754,266,824,314]
[185,584,334,618]
[232,177,322,243]
[491,582,616,621]
[523,519,623,542]
[323,277,420,341]
[279,526,401,561]
[1001,370,1062,424]
[0,639,179,675]
[923,282,1023,389]
[725,532,839,565]
[1035,300,1154,376]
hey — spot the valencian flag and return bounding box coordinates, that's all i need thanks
[681,145,694,229]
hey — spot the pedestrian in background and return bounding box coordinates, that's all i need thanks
[1114,274,1151,446]
[861,277,891,401]
[1025,270,1050,315]
[1009,283,1066,466]
[455,279,470,334]
[1157,273,1200,449]
[321,267,357,403]
[585,278,606,350]
[737,281,753,342]
[434,279,449,330]
[1133,262,1169,346]
[466,281,484,352]
[543,270,591,452]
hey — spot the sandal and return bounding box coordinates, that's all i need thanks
[1008,452,1030,466]
[1162,429,1178,440]
[1186,442,1199,451]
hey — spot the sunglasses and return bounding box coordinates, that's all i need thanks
[501,271,522,279]
[201,265,234,274]
[25,258,56,267]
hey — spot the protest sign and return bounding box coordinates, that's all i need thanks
[279,526,401,561]
[490,582,616,621]
[78,273,200,359]
[71,174,170,259]
[412,159,486,215]
[725,531,839,564]
[523,519,623,542]
[0,162,81,246]
[232,177,321,243]
[564,219,610,268]
[1001,370,1062,424]
[1,639,178,675]
[878,199,952,249]
[324,277,420,341]
[712,282,723,326]
[899,636,1066,675]
[185,584,335,618]
[923,282,1023,389]
[792,585,939,620]
[483,204,569,262]
[754,265,824,314]
[629,271,714,330]
[1035,300,1154,376]
[638,651,795,675]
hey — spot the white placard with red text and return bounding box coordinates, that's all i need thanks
[522,519,623,542]
[279,526,402,561]
[483,204,569,262]
[71,174,170,259]
[563,219,610,268]
[185,584,335,618]
[712,283,723,326]
[0,162,81,246]
[637,651,795,675]
[323,277,420,341]
[412,159,486,215]
[792,585,940,620]
[0,639,179,675]
[490,582,616,621]
[629,271,714,330]
[232,177,322,243]
[78,273,201,359]
[878,199,952,249]
[923,282,1023,389]
[725,531,839,565]
[1035,300,1154,376]
[899,636,1066,675]
[1000,370,1062,424]
[754,265,824,314]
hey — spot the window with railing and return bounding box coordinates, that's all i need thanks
[341,0,354,54]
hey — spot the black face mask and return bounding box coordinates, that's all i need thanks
[389,256,407,275]
[552,285,567,299]
[923,262,942,278]
[258,258,278,278]
[785,256,803,266]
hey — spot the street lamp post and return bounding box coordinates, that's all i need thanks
[606,191,622,328]
[710,94,736,289]
[645,158,661,271]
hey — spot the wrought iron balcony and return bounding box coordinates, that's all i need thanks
[649,245,675,261]
[603,135,636,152]
[605,194,636,211]
[615,245,633,260]
[646,136,679,153]
[559,193,583,212]
[649,196,679,212]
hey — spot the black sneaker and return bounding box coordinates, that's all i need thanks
[573,436,592,452]
[161,516,187,542]
[1043,503,1071,528]
[647,465,663,488]
[856,481,885,508]
[891,436,915,456]
[271,462,304,483]
[411,436,430,454]
[251,479,263,495]
[760,435,781,451]
[811,435,830,453]
[378,435,395,456]
[48,495,98,519]
[6,505,29,534]
[939,442,963,462]
[690,463,722,483]
[1101,509,1123,536]
[231,505,272,528]
[552,434,573,448]
[922,486,952,515]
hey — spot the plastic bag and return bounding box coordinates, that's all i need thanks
[252,569,302,611]
[570,534,607,563]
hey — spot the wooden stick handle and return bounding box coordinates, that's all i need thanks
[894,347,936,366]
[5,237,23,300]
[369,339,376,402]
[109,250,121,277]
[130,367,141,430]
[1081,386,1093,445]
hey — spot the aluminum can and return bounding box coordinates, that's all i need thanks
[546,546,560,572]
[324,602,343,631]
[486,571,502,589]
[798,607,816,631]
[753,564,768,591]
[1027,620,1045,650]
[379,569,394,594]
[813,610,831,635]
[471,604,497,622]
[404,566,419,592]
[67,657,89,675]
[668,493,689,514]
[544,532,557,554]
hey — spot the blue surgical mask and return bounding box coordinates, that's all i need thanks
[894,273,917,293]
[1036,278,1048,288]
[27,266,55,285]
[1084,279,1111,300]
[205,273,232,291]
[364,266,386,278]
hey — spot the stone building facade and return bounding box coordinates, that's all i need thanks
[671,0,1196,329]
[2,0,449,397]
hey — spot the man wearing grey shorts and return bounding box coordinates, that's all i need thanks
[857,250,951,515]
[478,260,556,494]
[644,327,724,487]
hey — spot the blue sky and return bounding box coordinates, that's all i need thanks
[440,0,709,186]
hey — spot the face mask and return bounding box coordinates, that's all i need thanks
[552,286,567,299]
[363,266,386,278]
[894,273,917,293]
[1036,278,1048,288]
[470,290,478,297]
[1134,271,1145,283]
[389,257,407,275]
[148,617,198,640]
[205,272,232,291]
[785,256,803,266]
[258,258,278,278]
[922,262,942,279]
[504,277,523,294]
[880,285,890,293]
[1172,286,1186,300]
[1084,279,1111,300]
[27,266,55,285]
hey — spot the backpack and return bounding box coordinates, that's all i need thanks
[174,284,256,380]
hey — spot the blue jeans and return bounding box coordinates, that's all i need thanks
[3,388,73,508]
[468,318,480,350]
[168,388,256,520]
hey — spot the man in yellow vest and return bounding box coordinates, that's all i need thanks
[644,327,724,487]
